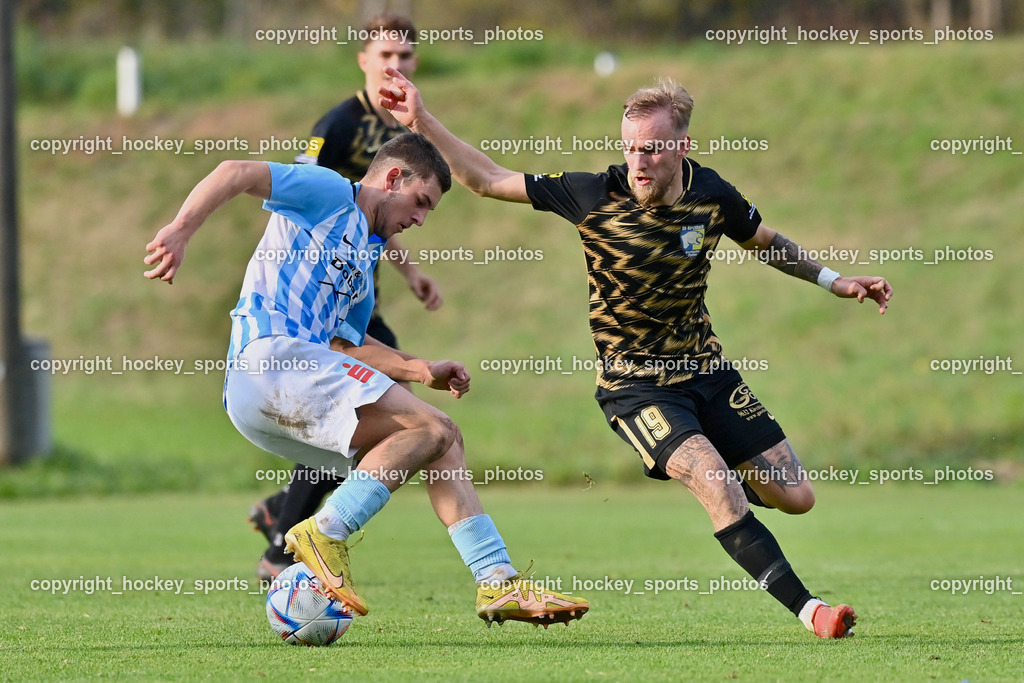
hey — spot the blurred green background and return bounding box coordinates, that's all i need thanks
[3,1,1022,496]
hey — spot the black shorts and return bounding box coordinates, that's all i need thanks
[596,367,786,480]
[365,313,399,350]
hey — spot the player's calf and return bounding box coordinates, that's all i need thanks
[774,483,815,514]
[736,440,815,514]
[663,435,750,529]
[421,432,485,528]
[744,478,815,514]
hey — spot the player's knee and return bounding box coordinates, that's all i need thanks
[777,484,815,514]
[419,412,459,462]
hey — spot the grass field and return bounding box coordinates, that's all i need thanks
[2,483,1021,680]
[2,25,1023,683]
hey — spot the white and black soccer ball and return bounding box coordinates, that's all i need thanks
[266,561,353,646]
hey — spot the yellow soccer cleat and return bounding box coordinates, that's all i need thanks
[284,518,368,616]
[476,565,589,627]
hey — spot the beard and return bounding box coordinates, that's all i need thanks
[372,192,403,239]
[629,175,672,207]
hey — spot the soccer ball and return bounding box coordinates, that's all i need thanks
[266,561,353,646]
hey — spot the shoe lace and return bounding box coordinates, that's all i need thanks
[347,529,365,549]
[512,559,536,582]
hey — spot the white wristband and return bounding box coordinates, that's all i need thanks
[817,267,841,293]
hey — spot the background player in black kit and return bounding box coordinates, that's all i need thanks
[249,14,443,581]
[379,67,892,638]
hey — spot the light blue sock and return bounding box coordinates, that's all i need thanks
[315,470,390,540]
[449,514,513,582]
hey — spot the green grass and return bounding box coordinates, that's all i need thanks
[3,31,1021,682]
[1,483,1021,680]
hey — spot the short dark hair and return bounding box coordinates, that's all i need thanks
[366,132,452,194]
[362,13,417,49]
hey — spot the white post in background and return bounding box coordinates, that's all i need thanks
[116,46,141,116]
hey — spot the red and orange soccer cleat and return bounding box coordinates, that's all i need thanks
[811,602,857,638]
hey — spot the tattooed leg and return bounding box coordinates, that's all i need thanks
[664,434,749,531]
[734,439,816,514]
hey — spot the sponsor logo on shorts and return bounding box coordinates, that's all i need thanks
[341,362,375,383]
[729,383,774,421]
[728,383,758,409]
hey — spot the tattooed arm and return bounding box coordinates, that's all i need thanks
[743,226,825,284]
[739,224,893,314]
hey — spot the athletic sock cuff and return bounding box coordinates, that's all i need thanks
[325,471,391,532]
[450,514,511,575]
[799,598,827,631]
[713,510,755,540]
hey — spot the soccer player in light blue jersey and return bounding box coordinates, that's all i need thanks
[249,14,444,583]
[144,133,589,625]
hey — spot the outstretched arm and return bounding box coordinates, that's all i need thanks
[377,67,529,203]
[739,224,893,314]
[143,160,272,284]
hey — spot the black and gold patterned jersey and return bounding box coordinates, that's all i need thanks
[295,90,407,181]
[524,159,761,390]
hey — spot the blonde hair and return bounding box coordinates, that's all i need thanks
[623,79,694,135]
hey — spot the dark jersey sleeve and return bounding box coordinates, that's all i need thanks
[524,171,609,225]
[293,97,365,173]
[310,105,358,173]
[716,177,762,243]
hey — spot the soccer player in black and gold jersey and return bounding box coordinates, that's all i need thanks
[379,68,893,638]
[296,13,443,344]
[249,14,445,582]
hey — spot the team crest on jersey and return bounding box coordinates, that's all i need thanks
[679,224,706,258]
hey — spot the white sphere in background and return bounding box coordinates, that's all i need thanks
[594,52,618,78]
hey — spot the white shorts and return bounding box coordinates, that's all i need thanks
[224,335,394,470]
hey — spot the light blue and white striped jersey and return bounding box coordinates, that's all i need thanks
[226,162,383,359]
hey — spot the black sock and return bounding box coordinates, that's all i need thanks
[265,466,344,562]
[714,511,812,616]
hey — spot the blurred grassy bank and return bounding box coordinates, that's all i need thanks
[4,34,1022,496]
